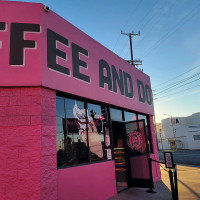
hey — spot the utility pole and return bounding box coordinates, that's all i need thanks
[160,129,163,151]
[163,114,176,150]
[121,30,140,66]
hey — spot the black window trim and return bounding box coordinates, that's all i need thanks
[56,92,154,169]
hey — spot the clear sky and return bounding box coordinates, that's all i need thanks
[8,0,200,122]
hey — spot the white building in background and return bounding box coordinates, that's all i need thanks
[156,112,200,150]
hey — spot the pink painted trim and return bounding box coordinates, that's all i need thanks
[57,161,117,200]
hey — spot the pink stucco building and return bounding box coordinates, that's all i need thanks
[0,1,161,200]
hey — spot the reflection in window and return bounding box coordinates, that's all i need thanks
[126,120,147,155]
[138,114,147,126]
[124,111,137,122]
[193,135,200,140]
[110,108,123,121]
[88,103,107,161]
[57,96,111,168]
[57,98,88,167]
[138,114,153,153]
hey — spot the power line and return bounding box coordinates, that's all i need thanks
[152,64,200,90]
[122,0,162,60]
[112,0,143,52]
[121,0,144,31]
[119,39,130,58]
[154,78,200,98]
[112,34,122,52]
[129,0,160,51]
[140,3,200,58]
[134,1,176,51]
[154,69,200,92]
[123,46,131,60]
[155,76,200,96]
[124,1,175,60]
[119,0,157,58]
[154,71,200,95]
[133,0,160,33]
[136,1,164,33]
[154,84,200,100]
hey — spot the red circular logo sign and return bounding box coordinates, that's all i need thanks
[127,130,143,150]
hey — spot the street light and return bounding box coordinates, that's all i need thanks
[163,114,176,150]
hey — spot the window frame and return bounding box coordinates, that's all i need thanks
[193,135,200,140]
[56,92,154,169]
[56,94,113,169]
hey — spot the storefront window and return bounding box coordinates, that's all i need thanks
[87,103,107,161]
[193,135,200,140]
[138,114,153,153]
[56,97,65,156]
[56,96,111,168]
[125,120,147,155]
[124,111,137,122]
[110,108,123,121]
[57,97,89,167]
[138,114,147,126]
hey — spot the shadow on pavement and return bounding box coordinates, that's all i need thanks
[108,181,172,200]
[178,179,200,199]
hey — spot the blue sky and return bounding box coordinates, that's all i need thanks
[8,0,200,122]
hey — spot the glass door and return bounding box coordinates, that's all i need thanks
[112,121,128,192]
[124,119,152,188]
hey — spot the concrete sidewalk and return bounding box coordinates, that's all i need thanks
[161,164,200,200]
[108,181,172,200]
[109,164,200,200]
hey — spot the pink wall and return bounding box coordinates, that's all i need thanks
[0,1,161,199]
[0,1,42,86]
[0,89,160,200]
[42,8,154,115]
[0,87,57,200]
[40,88,57,200]
[149,115,161,182]
[57,161,117,200]
[0,1,154,115]
[0,87,42,200]
[0,87,117,200]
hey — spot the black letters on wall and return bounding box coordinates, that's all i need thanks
[72,43,90,83]
[0,22,6,30]
[145,85,152,105]
[99,59,134,98]
[137,79,152,105]
[99,59,113,91]
[47,29,70,75]
[10,23,40,65]
[137,79,145,103]
[7,22,152,105]
[123,72,134,98]
[112,65,124,95]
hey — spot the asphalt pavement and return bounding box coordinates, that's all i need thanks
[159,150,200,166]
